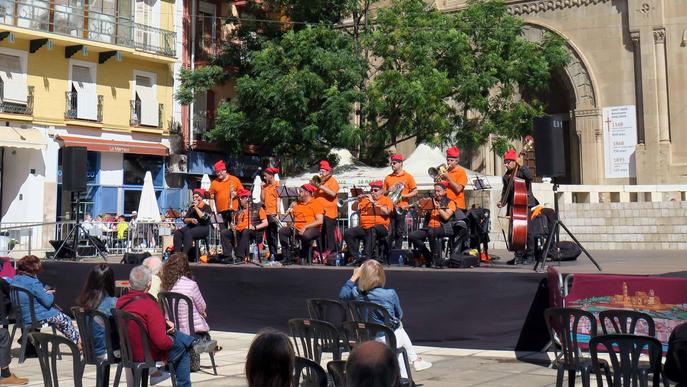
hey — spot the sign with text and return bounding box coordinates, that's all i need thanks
[603,105,637,178]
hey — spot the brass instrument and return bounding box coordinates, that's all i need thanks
[388,183,405,215]
[311,175,322,187]
[428,163,448,182]
[337,193,373,208]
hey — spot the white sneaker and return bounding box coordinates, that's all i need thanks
[413,358,432,372]
[149,371,171,385]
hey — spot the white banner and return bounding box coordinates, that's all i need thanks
[603,105,637,178]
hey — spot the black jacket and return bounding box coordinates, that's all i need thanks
[501,165,538,209]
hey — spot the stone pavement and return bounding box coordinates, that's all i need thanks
[7,330,600,387]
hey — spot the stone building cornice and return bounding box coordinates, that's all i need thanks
[508,0,611,16]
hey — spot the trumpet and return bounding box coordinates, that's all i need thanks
[428,163,448,182]
[311,175,322,187]
[336,192,372,207]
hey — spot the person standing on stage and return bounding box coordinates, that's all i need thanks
[208,160,244,228]
[383,154,417,250]
[497,149,539,265]
[344,181,393,264]
[407,181,456,268]
[313,160,339,255]
[261,167,280,260]
[440,146,468,214]
[233,189,268,263]
[173,189,211,255]
[279,184,324,265]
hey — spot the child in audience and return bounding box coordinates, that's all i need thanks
[75,263,118,359]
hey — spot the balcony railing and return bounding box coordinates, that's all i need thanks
[130,100,164,129]
[0,0,176,57]
[65,91,103,122]
[0,85,33,115]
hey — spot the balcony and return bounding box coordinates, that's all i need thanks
[0,0,175,57]
[65,91,103,122]
[0,85,33,115]
[130,100,164,129]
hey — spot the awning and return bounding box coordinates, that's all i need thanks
[57,135,168,156]
[0,127,46,150]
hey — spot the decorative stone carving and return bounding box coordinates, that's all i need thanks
[653,28,665,44]
[522,24,597,109]
[509,0,611,16]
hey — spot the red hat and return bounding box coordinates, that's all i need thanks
[390,154,404,162]
[214,160,227,172]
[369,180,384,188]
[301,184,318,194]
[237,188,251,198]
[503,149,517,161]
[193,188,206,197]
[434,181,449,189]
[446,146,460,159]
[265,167,279,175]
[319,160,332,171]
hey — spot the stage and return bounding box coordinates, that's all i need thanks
[38,249,687,351]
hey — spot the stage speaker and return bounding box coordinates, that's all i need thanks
[62,146,88,192]
[533,116,566,177]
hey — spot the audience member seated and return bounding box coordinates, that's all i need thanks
[245,329,294,387]
[665,321,687,386]
[174,189,211,255]
[116,215,129,243]
[339,260,431,377]
[142,256,163,297]
[346,341,400,387]
[0,277,28,385]
[11,255,81,346]
[76,263,118,360]
[116,265,194,387]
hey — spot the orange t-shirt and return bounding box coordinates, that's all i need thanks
[262,181,280,215]
[235,207,267,232]
[383,171,417,209]
[314,176,339,218]
[445,166,468,210]
[292,198,324,230]
[427,200,457,228]
[209,175,244,212]
[358,195,393,230]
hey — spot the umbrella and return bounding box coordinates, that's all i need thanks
[136,171,162,222]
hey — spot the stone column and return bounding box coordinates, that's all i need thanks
[653,28,671,143]
[631,31,645,144]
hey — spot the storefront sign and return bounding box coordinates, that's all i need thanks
[603,105,637,178]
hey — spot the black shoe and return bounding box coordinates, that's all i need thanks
[506,257,519,265]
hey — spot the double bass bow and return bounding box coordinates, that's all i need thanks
[499,136,534,252]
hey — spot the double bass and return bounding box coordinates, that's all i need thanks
[500,137,534,252]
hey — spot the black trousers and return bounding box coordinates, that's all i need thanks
[321,216,338,252]
[408,227,446,265]
[173,225,210,255]
[235,229,259,259]
[218,210,234,228]
[344,225,388,260]
[279,227,320,263]
[265,216,280,259]
[219,229,235,259]
[388,210,406,250]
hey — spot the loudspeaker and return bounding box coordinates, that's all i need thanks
[62,146,88,191]
[533,116,566,177]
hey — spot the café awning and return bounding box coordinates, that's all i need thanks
[0,127,46,150]
[57,135,168,156]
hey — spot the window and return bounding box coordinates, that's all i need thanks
[88,0,116,43]
[70,61,97,120]
[0,51,27,104]
[123,154,163,186]
[133,72,158,127]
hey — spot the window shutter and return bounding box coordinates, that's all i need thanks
[0,54,27,104]
[135,75,158,126]
[72,65,98,120]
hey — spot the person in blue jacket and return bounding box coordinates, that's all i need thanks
[339,259,432,377]
[76,263,118,359]
[11,255,80,346]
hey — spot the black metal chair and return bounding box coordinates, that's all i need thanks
[9,285,59,363]
[113,308,178,387]
[294,356,328,387]
[544,307,611,387]
[589,334,665,387]
[158,291,218,375]
[29,332,85,387]
[599,309,656,337]
[71,307,121,387]
[289,318,343,363]
[346,300,395,328]
[327,360,347,387]
[341,320,414,387]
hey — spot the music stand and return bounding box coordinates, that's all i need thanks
[277,186,300,198]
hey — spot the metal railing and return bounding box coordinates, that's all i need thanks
[0,0,175,57]
[130,100,164,128]
[0,85,33,115]
[65,91,103,122]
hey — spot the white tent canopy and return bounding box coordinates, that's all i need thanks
[136,171,162,222]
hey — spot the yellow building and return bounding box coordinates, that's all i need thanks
[0,0,179,223]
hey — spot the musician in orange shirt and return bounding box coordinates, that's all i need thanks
[279,184,324,265]
[343,181,393,264]
[261,167,280,259]
[313,160,339,254]
[440,146,468,213]
[408,182,456,268]
[232,189,268,262]
[208,160,244,228]
[383,154,417,249]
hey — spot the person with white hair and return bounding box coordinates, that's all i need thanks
[142,256,163,297]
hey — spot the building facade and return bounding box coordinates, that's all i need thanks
[0,0,180,223]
